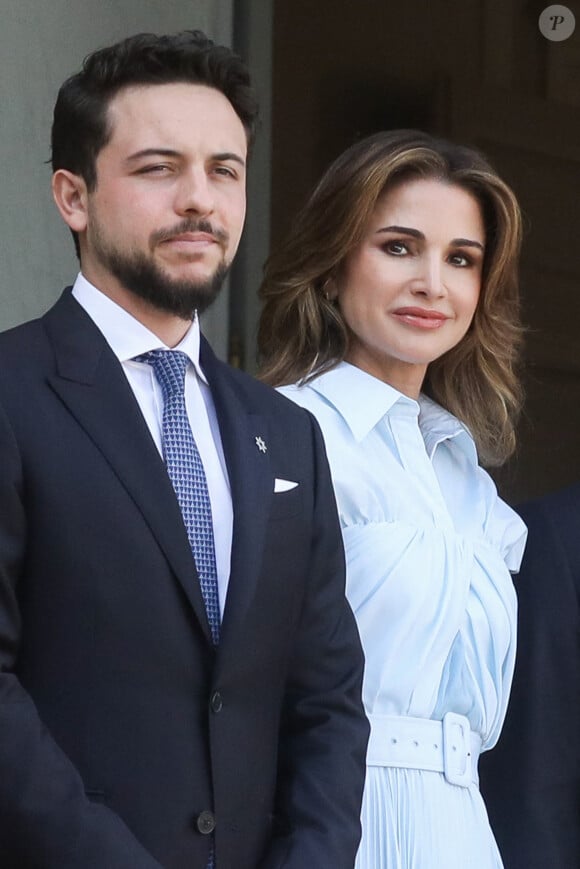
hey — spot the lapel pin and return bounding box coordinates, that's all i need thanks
[255,436,267,454]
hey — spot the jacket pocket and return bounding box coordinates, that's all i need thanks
[269,486,304,520]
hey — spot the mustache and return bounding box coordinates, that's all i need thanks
[151,219,229,246]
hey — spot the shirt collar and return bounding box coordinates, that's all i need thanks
[71,272,207,384]
[308,361,417,441]
[418,393,478,463]
[308,361,478,464]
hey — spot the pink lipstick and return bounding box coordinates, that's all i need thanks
[391,307,448,329]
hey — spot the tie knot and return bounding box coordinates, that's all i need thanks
[136,349,189,399]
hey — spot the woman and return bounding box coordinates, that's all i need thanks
[258,130,527,868]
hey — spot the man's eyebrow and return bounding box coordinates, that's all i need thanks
[125,148,181,164]
[376,225,484,250]
[213,151,246,168]
[124,148,246,168]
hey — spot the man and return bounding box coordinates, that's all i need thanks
[0,31,368,868]
[479,483,580,868]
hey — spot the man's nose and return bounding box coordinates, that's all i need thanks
[174,168,215,217]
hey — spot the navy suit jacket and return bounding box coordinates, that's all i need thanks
[479,484,580,868]
[0,289,368,868]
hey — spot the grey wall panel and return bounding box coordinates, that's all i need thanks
[0,0,233,354]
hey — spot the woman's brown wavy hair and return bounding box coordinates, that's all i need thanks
[258,129,523,466]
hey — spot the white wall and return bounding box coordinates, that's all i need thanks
[0,0,234,353]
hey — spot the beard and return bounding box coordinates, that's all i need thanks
[91,218,231,319]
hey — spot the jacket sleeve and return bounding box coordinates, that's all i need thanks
[0,402,162,868]
[479,492,580,869]
[260,414,369,869]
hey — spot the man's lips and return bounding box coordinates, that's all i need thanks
[391,307,449,329]
[152,219,229,250]
[162,232,217,246]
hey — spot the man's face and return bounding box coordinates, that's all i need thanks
[77,82,247,319]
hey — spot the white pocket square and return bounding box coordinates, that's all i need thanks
[274,478,299,493]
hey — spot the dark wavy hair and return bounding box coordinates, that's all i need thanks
[258,130,524,467]
[51,30,258,255]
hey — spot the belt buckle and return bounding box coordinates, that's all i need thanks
[442,712,471,787]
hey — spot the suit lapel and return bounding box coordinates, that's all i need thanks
[200,339,273,644]
[43,290,214,645]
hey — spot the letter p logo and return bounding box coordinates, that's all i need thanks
[539,5,576,41]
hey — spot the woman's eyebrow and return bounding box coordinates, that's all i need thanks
[376,225,484,251]
[375,225,424,239]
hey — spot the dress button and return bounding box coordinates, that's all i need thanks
[197,810,216,835]
[210,690,223,713]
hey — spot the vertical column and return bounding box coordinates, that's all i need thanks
[228,0,273,372]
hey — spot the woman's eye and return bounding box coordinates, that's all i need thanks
[449,253,471,267]
[385,240,409,256]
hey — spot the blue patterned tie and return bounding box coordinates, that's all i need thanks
[136,350,220,647]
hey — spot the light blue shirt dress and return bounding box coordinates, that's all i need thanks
[280,362,527,869]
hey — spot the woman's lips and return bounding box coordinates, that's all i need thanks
[391,307,448,329]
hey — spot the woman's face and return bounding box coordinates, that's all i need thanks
[334,177,485,398]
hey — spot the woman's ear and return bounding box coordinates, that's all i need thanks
[324,275,339,302]
[52,170,89,233]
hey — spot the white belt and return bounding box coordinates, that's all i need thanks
[366,712,481,788]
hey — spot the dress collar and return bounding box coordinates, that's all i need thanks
[308,361,478,463]
[307,361,417,442]
[418,394,478,463]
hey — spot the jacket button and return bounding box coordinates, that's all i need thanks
[210,690,223,713]
[196,810,216,835]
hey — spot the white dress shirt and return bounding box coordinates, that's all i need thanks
[72,273,232,615]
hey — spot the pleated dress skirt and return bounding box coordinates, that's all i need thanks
[355,766,504,869]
